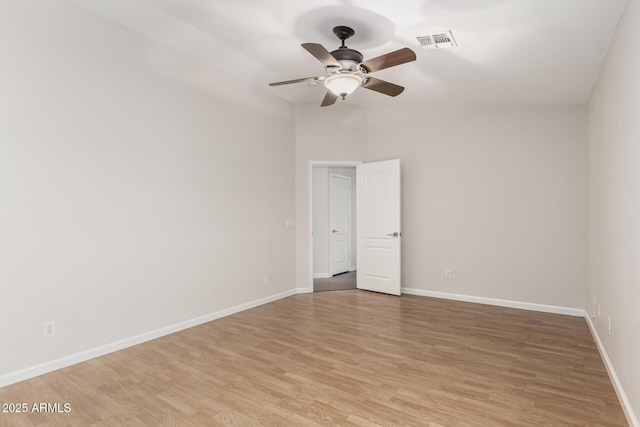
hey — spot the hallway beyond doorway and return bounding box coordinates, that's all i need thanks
[313,271,356,292]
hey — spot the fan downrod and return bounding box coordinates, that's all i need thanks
[333,26,355,47]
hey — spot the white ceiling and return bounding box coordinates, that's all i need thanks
[67,0,627,107]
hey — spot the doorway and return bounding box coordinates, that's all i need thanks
[309,161,360,292]
[308,159,402,295]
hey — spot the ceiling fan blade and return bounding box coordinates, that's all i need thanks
[360,48,416,73]
[321,91,339,107]
[362,77,405,97]
[269,77,320,86]
[302,43,341,68]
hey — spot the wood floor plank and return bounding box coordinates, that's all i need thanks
[0,290,627,426]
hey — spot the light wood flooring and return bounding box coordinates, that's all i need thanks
[313,271,357,292]
[0,291,627,426]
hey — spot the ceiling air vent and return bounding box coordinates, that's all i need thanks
[416,30,457,50]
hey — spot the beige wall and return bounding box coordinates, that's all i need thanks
[295,103,587,309]
[365,106,587,309]
[294,103,367,290]
[587,0,640,421]
[0,0,295,378]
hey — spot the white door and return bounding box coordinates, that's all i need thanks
[329,174,351,275]
[356,159,401,295]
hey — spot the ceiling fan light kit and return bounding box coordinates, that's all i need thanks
[269,25,417,107]
[324,74,362,99]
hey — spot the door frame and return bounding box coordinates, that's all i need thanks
[308,160,362,292]
[329,173,352,276]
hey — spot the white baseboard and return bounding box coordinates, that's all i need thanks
[348,266,357,272]
[0,288,298,389]
[296,287,313,294]
[585,314,639,427]
[401,287,584,317]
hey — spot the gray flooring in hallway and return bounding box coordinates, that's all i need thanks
[313,270,357,292]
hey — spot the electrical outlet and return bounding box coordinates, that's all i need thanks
[608,317,611,335]
[43,320,56,338]
[444,269,452,279]
[263,275,270,285]
[286,219,295,228]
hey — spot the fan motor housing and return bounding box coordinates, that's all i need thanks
[330,48,363,64]
[330,48,363,72]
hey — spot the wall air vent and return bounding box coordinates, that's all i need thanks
[416,30,457,49]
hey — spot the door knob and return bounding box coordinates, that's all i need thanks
[332,229,339,233]
[387,232,400,237]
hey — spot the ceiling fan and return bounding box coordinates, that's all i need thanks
[269,26,417,107]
